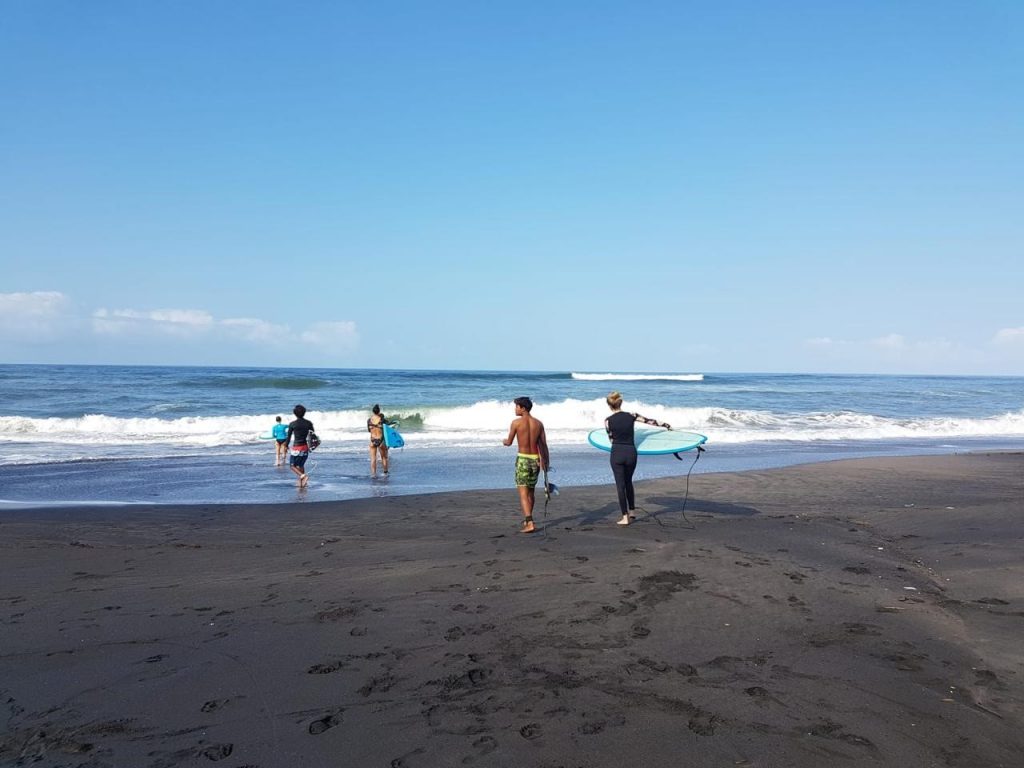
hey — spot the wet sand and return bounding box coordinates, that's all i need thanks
[1,453,1022,767]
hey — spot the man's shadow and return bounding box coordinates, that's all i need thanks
[542,501,621,527]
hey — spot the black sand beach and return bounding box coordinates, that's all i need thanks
[2,453,1022,767]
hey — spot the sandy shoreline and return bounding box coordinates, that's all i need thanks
[2,453,1022,767]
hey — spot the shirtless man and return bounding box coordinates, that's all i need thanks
[502,396,550,533]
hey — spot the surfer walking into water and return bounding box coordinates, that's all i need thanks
[604,391,671,526]
[367,404,393,478]
[272,416,288,466]
[503,396,550,534]
[285,404,315,487]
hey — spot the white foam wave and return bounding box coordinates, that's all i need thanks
[572,372,704,382]
[2,399,1023,464]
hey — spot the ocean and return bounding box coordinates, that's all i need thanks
[1,365,1022,507]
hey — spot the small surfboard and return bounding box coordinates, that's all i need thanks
[383,423,405,448]
[587,427,706,455]
[258,432,275,440]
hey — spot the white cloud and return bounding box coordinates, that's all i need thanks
[870,333,906,350]
[805,336,836,348]
[221,317,290,344]
[301,321,359,350]
[0,291,68,316]
[93,308,214,337]
[992,327,1024,346]
[90,305,357,355]
[0,291,72,339]
[803,331,973,373]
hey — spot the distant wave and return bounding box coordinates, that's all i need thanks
[572,373,704,382]
[385,370,571,382]
[183,376,330,390]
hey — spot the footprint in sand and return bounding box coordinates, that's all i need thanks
[638,657,670,673]
[843,566,872,575]
[786,595,811,614]
[807,719,876,750]
[745,686,784,708]
[688,711,722,736]
[201,743,233,761]
[843,622,882,636]
[358,674,395,696]
[974,669,1001,688]
[519,722,542,740]
[883,653,924,672]
[309,713,341,735]
[390,747,426,767]
[473,735,498,754]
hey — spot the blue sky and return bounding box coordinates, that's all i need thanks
[2,1,1021,374]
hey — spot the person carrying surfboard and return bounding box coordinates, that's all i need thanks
[271,416,288,466]
[367,404,395,478]
[285,404,315,488]
[604,391,671,526]
[502,396,550,534]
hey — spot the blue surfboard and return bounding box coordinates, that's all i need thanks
[383,423,405,448]
[588,427,706,455]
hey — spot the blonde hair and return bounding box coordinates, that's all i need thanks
[606,391,623,410]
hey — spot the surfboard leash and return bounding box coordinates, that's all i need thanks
[542,470,558,517]
[669,444,704,528]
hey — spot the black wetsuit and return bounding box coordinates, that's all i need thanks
[286,417,315,469]
[605,411,668,517]
[605,411,641,517]
[286,418,315,449]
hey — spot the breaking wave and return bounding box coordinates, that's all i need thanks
[2,398,1023,466]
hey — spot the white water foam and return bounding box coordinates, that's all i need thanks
[2,399,1024,465]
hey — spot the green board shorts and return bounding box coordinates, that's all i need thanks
[515,454,540,488]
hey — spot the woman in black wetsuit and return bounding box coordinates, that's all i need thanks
[604,391,671,526]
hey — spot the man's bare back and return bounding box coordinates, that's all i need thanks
[506,413,546,457]
[503,397,550,533]
[504,412,548,469]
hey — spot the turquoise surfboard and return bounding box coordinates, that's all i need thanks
[383,423,405,448]
[588,427,706,455]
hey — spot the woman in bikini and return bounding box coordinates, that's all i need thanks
[367,404,391,477]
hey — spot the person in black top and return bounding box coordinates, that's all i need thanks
[604,391,670,526]
[286,403,315,487]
